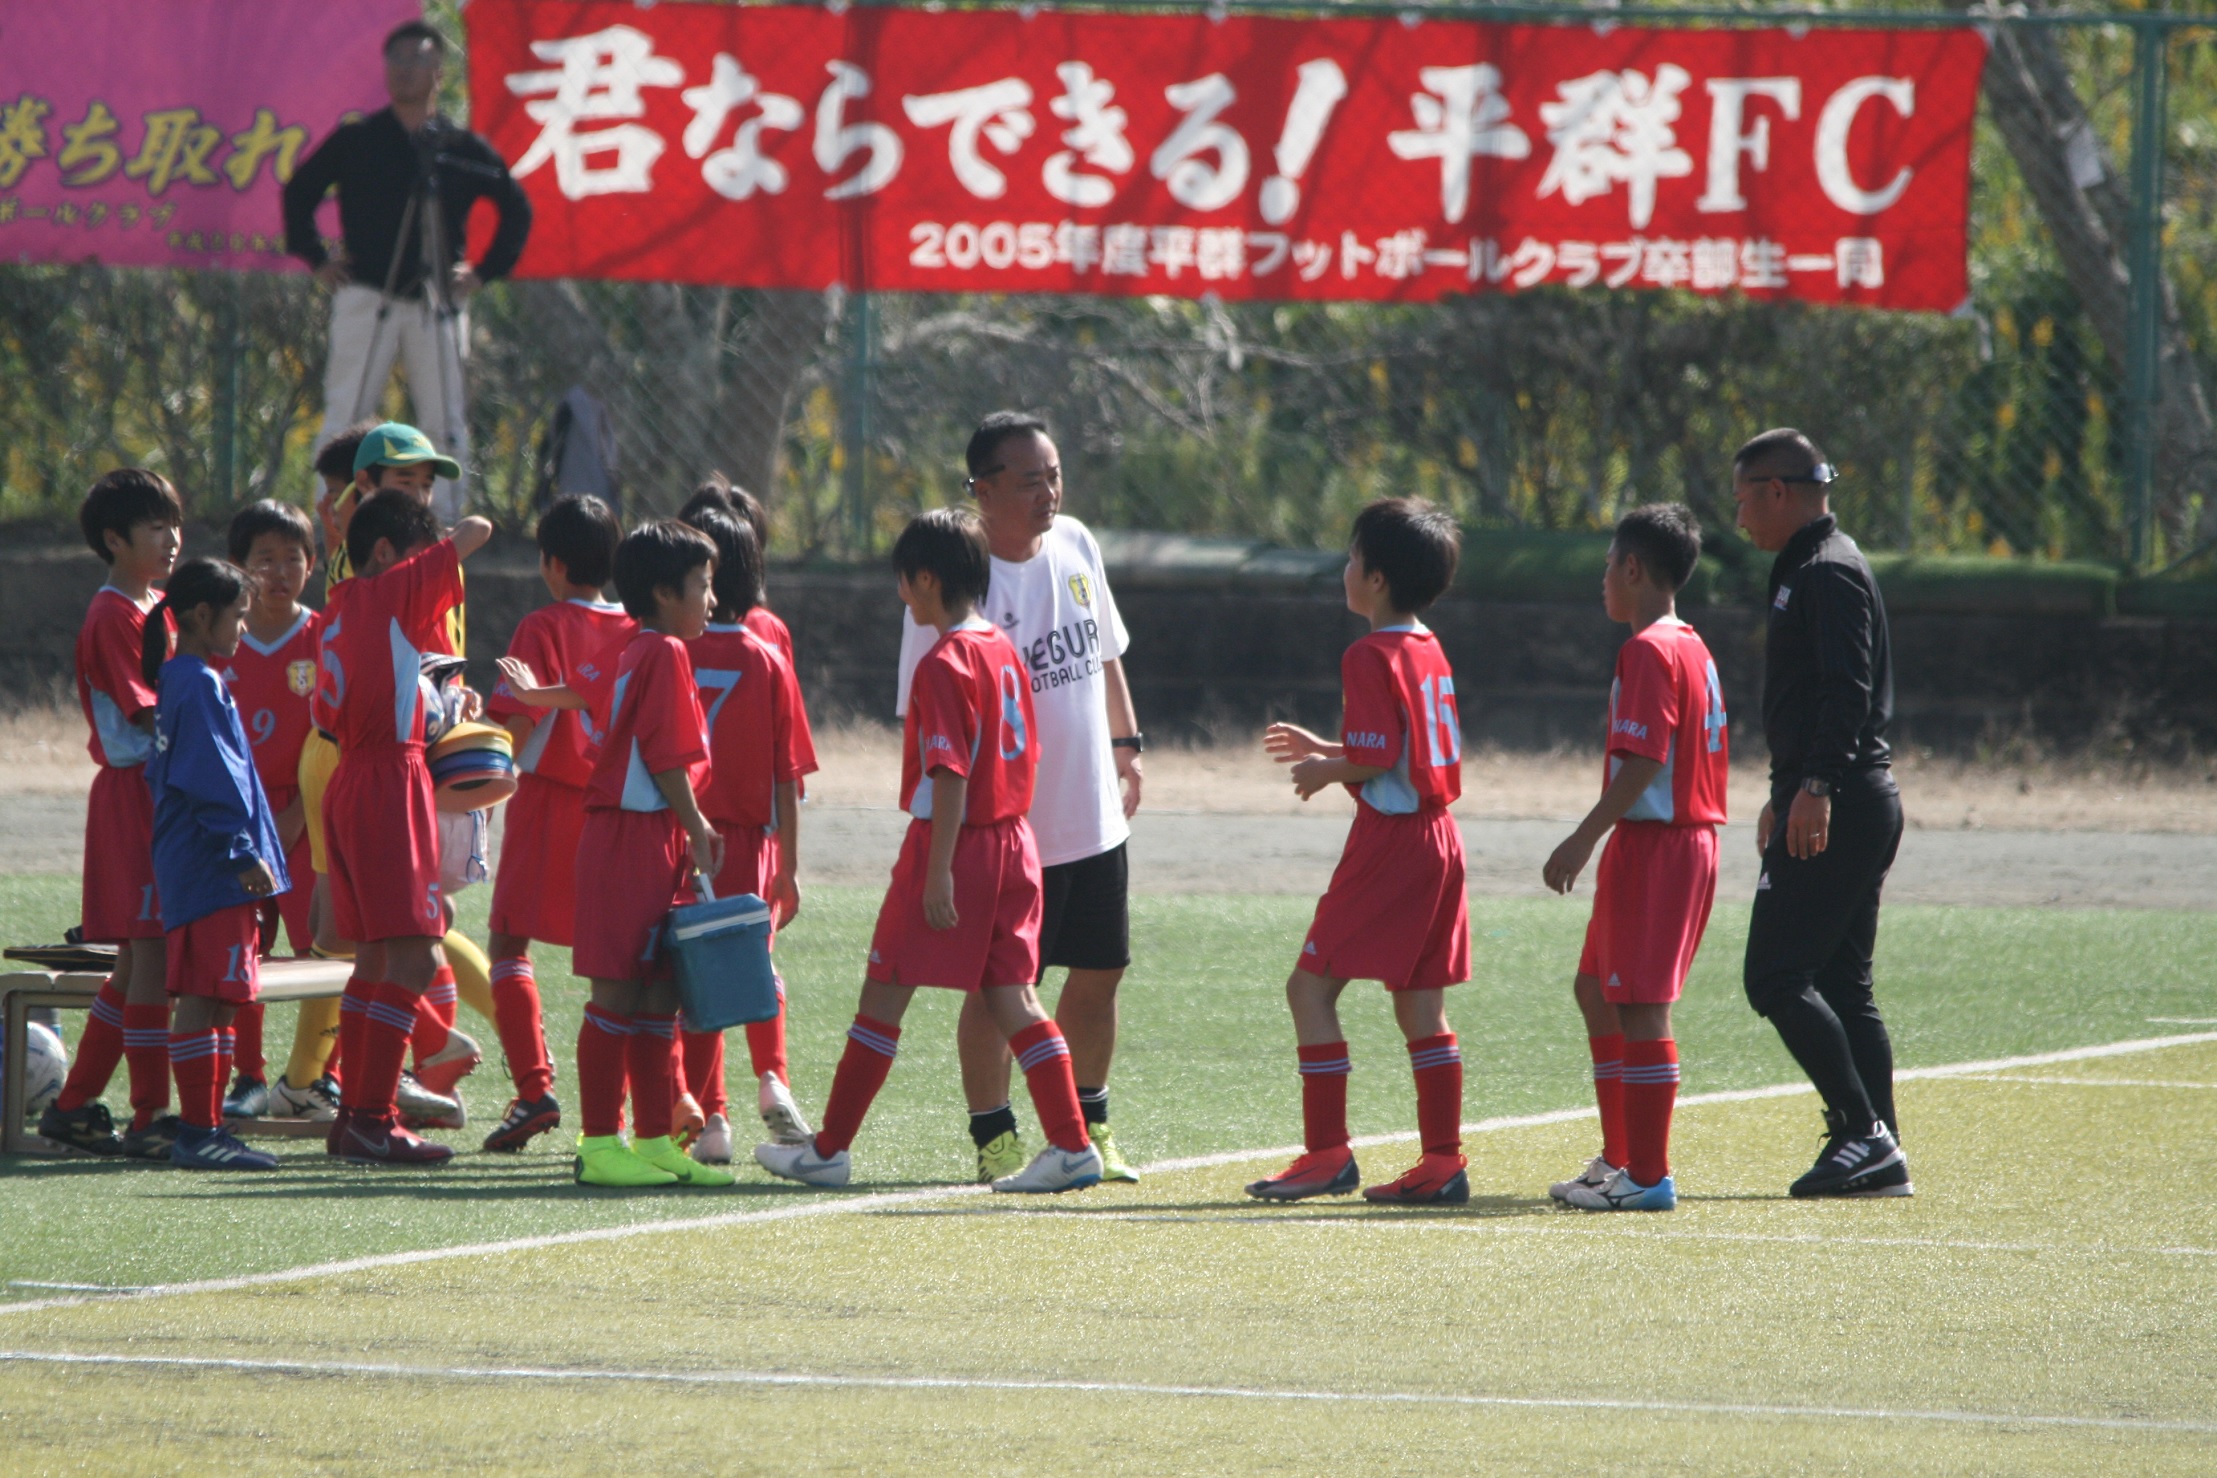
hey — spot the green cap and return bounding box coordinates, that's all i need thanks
[352,422,461,481]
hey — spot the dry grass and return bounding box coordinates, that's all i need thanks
[809,721,2217,834]
[0,705,95,794]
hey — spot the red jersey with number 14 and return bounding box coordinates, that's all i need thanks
[1340,625,1463,814]
[223,609,321,808]
[1605,616,1728,826]
[902,619,1035,826]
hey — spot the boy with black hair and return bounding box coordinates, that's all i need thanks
[477,493,631,1152]
[215,499,323,1120]
[563,519,732,1189]
[316,490,493,1164]
[41,470,185,1157]
[672,508,816,1162]
[755,508,1102,1195]
[1542,503,1726,1213]
[1251,498,1472,1206]
[677,473,799,670]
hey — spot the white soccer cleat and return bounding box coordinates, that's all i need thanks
[265,1074,340,1123]
[758,1072,813,1145]
[1560,1167,1677,1212]
[1549,1154,1618,1204]
[395,1071,464,1130]
[992,1143,1105,1194]
[694,1112,734,1165]
[753,1139,850,1188]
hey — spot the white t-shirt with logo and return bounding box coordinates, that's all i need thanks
[896,515,1131,868]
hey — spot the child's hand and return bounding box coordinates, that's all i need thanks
[1264,723,1331,764]
[923,869,958,931]
[1288,755,1338,801]
[771,868,802,928]
[459,686,485,722]
[1543,831,1596,895]
[689,826,725,885]
[496,658,556,707]
[237,860,279,898]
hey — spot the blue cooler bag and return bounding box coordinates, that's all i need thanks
[663,879,780,1032]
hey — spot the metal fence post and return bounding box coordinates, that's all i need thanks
[2123,20,2170,569]
[842,291,873,558]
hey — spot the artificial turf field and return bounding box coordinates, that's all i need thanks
[2,871,2215,1473]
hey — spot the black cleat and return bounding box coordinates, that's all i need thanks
[482,1093,562,1153]
[221,1074,269,1120]
[37,1100,123,1156]
[1791,1118,1909,1198]
[120,1113,185,1162]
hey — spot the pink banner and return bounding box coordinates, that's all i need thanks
[0,0,414,271]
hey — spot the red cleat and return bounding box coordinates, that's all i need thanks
[324,1107,353,1156]
[334,1112,454,1166]
[1246,1146,1359,1202]
[1362,1152,1471,1205]
[411,1026,483,1101]
[673,1092,706,1150]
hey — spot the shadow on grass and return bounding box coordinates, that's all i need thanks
[871,1192,1558,1221]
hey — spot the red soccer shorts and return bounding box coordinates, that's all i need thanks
[166,901,263,1003]
[489,774,588,946]
[712,822,777,904]
[1578,821,1720,1005]
[323,750,445,943]
[82,763,161,943]
[867,815,1042,993]
[570,807,694,982]
[1299,805,1469,992]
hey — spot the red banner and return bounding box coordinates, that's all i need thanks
[469,2,1985,311]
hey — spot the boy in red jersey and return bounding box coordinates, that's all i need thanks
[478,493,630,1152]
[676,508,816,1162]
[1250,499,1472,1207]
[675,474,804,674]
[215,500,323,1120]
[1542,503,1727,1213]
[754,509,1102,1195]
[566,520,733,1190]
[316,491,492,1164]
[40,470,184,1158]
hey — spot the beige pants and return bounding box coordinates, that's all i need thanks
[317,283,470,522]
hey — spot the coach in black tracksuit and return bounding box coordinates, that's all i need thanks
[1733,428,1912,1200]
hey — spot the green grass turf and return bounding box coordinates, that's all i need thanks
[3,871,2214,1297]
[3,1045,2215,1474]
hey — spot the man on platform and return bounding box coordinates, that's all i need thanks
[895,413,1147,1185]
[282,19,531,522]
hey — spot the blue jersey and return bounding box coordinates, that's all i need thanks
[148,655,289,930]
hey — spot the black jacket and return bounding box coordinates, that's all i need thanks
[1762,515,1895,798]
[282,108,531,297]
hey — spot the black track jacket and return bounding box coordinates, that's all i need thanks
[1761,515,1896,799]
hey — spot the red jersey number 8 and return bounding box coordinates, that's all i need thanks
[998,665,1028,761]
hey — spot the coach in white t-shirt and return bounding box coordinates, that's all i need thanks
[895,412,1146,1184]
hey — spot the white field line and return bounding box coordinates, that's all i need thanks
[1956,1075,2217,1090]
[0,1350,2210,1437]
[4,1030,2213,1323]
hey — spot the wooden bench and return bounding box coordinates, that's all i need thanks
[2,958,353,1155]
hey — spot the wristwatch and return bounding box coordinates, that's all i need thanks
[1112,734,1147,753]
[1800,776,1832,797]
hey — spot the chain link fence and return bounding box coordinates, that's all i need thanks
[2,5,2211,576]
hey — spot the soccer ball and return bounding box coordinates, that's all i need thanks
[4,1022,69,1120]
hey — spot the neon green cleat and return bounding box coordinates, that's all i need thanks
[633,1134,735,1187]
[976,1129,1026,1184]
[575,1134,680,1188]
[1089,1123,1140,1183]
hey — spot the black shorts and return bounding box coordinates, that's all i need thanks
[1036,841,1131,980]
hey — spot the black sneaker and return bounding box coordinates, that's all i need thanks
[481,1093,562,1153]
[1791,1118,1909,1198]
[37,1100,123,1156]
[222,1074,269,1120]
[120,1113,186,1161]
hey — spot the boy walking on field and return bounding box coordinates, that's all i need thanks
[1250,499,1472,1206]
[754,508,1102,1194]
[1542,503,1726,1213]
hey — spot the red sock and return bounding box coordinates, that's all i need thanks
[121,1003,171,1131]
[169,1027,225,1130]
[230,1002,265,1082]
[336,974,371,1106]
[744,974,789,1084]
[1009,1021,1089,1153]
[627,1014,678,1139]
[1623,1038,1680,1187]
[1407,1032,1464,1157]
[1589,1033,1627,1168]
[54,979,126,1113]
[412,964,457,1063]
[682,1030,727,1118]
[1297,1041,1351,1153]
[356,981,420,1120]
[815,1016,900,1156]
[489,955,552,1100]
[576,1004,632,1138]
